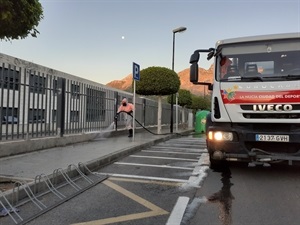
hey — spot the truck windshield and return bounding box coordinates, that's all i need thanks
[217,39,300,82]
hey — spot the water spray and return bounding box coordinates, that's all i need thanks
[85,122,115,140]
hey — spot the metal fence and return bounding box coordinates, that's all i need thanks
[0,53,190,142]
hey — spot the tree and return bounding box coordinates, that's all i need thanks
[0,0,44,41]
[136,66,180,133]
[190,95,211,113]
[167,89,192,124]
[167,89,192,107]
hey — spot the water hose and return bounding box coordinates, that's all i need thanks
[115,111,183,136]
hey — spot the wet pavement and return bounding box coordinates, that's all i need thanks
[0,128,193,181]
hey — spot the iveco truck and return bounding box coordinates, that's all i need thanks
[189,33,300,168]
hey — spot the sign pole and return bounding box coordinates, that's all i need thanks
[132,62,140,142]
[133,80,136,141]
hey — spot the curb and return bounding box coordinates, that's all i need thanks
[85,132,177,172]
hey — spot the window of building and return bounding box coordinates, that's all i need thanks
[71,83,80,99]
[53,79,58,95]
[86,88,106,122]
[70,110,79,122]
[29,109,45,123]
[52,109,57,122]
[1,107,18,124]
[29,73,46,94]
[0,67,20,90]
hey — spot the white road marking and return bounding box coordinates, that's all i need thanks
[166,196,190,225]
[163,144,205,147]
[142,150,201,155]
[114,162,194,170]
[95,173,189,183]
[130,155,198,162]
[108,177,182,186]
[152,146,205,152]
[181,153,209,189]
[164,139,205,143]
[180,197,208,224]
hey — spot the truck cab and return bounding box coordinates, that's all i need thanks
[190,33,300,168]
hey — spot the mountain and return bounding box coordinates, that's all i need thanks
[106,74,133,91]
[177,65,214,95]
[106,65,214,96]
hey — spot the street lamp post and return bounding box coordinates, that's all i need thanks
[175,92,179,133]
[171,26,187,133]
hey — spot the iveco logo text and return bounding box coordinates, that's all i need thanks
[253,104,293,111]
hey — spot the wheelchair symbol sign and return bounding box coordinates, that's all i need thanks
[133,62,140,81]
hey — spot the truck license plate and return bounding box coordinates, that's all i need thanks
[255,134,289,142]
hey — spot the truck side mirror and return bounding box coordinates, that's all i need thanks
[190,63,199,83]
[189,52,200,64]
[190,51,200,83]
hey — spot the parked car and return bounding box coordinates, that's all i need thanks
[2,116,18,124]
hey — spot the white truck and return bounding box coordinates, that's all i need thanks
[189,33,300,168]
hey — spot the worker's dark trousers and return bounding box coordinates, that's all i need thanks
[128,129,133,137]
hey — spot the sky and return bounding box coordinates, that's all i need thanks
[1,0,300,85]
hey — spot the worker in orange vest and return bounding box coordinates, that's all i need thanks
[115,98,134,137]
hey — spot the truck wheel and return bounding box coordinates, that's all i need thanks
[209,155,224,170]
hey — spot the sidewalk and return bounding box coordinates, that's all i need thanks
[0,127,193,181]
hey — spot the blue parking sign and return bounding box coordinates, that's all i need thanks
[133,62,140,81]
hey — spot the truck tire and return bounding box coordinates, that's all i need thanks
[209,154,225,170]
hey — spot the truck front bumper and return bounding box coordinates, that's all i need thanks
[206,124,300,163]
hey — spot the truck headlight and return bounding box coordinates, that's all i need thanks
[208,131,234,141]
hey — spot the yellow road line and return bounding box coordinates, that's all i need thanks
[73,211,165,225]
[104,180,168,212]
[108,177,182,186]
[72,180,169,225]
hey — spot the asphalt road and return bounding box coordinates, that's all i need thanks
[2,134,300,225]
[184,162,300,225]
[1,134,208,225]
